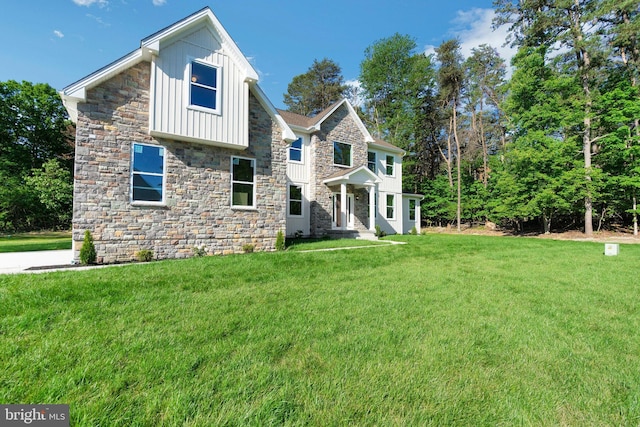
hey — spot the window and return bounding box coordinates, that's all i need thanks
[409,199,416,221]
[190,61,219,111]
[386,155,395,176]
[333,141,352,167]
[289,138,303,162]
[231,157,255,207]
[386,194,395,219]
[288,184,303,216]
[368,151,376,173]
[132,143,165,203]
[367,192,378,218]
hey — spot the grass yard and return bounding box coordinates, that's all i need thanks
[1,234,640,425]
[0,231,71,253]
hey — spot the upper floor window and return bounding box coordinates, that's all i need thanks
[289,138,303,162]
[385,155,395,176]
[368,152,376,173]
[190,61,220,112]
[132,143,165,203]
[333,141,352,167]
[231,157,255,208]
[409,199,416,221]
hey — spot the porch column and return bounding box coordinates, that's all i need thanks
[368,185,376,231]
[340,183,347,230]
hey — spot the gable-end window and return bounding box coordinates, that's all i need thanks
[289,138,303,162]
[368,152,377,173]
[386,194,395,219]
[334,141,352,167]
[385,155,395,176]
[190,61,219,111]
[231,157,255,208]
[132,143,165,203]
[288,184,303,216]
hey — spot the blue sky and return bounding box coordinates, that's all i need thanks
[0,1,514,109]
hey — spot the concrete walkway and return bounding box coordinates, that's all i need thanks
[0,250,74,274]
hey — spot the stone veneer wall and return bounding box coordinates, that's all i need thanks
[72,61,286,263]
[309,104,368,235]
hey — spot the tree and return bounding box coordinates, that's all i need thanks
[436,39,465,232]
[0,80,74,232]
[283,58,348,116]
[24,159,74,230]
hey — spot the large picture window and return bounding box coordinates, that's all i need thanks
[289,137,303,162]
[132,143,165,203]
[190,61,219,111]
[334,141,352,167]
[231,157,255,207]
[288,184,303,216]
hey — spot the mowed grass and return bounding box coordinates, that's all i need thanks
[0,231,72,252]
[1,234,640,425]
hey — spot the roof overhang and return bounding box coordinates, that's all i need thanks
[251,85,297,142]
[314,100,374,143]
[323,165,382,187]
[369,139,405,155]
[402,193,425,200]
[59,7,260,123]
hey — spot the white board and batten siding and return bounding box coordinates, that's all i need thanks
[286,134,311,236]
[150,24,249,149]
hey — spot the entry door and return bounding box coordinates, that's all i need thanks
[333,194,354,229]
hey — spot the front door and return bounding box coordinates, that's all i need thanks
[332,193,354,229]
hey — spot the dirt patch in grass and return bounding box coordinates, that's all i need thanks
[423,225,640,244]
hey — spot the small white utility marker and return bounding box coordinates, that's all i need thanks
[604,243,619,256]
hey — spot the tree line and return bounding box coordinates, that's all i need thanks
[285,0,639,235]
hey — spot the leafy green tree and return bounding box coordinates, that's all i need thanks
[24,159,74,230]
[283,58,348,116]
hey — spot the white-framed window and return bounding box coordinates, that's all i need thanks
[386,194,395,219]
[131,143,165,204]
[385,155,395,176]
[189,60,220,113]
[368,151,376,173]
[409,199,416,221]
[231,157,255,208]
[289,137,303,163]
[288,184,303,217]
[334,141,352,167]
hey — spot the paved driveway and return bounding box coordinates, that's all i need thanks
[0,250,74,274]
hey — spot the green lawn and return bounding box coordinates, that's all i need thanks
[0,231,71,252]
[1,234,639,425]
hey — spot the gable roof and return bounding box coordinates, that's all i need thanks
[323,165,382,186]
[278,99,374,143]
[278,100,405,154]
[59,7,295,142]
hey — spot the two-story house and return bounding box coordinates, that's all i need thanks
[59,7,421,263]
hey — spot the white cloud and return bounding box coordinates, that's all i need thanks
[72,0,108,6]
[53,30,65,38]
[152,0,166,5]
[86,13,110,27]
[453,8,516,67]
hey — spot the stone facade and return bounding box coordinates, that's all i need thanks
[309,104,369,236]
[72,61,287,263]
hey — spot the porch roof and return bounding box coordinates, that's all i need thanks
[322,165,382,187]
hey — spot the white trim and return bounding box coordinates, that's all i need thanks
[130,142,167,206]
[250,84,297,142]
[314,99,374,143]
[333,141,352,168]
[230,156,256,208]
[186,57,222,115]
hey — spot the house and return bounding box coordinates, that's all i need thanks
[60,7,421,263]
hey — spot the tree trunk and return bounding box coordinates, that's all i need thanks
[453,106,462,232]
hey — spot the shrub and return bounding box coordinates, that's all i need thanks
[136,249,154,262]
[375,225,386,238]
[275,230,285,251]
[410,226,417,235]
[192,246,207,257]
[242,244,254,253]
[79,230,97,265]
